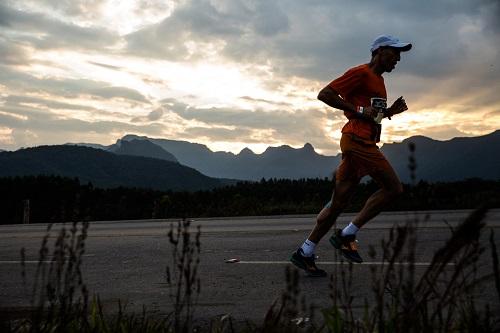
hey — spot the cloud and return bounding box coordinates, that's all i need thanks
[0,107,162,135]
[0,0,499,154]
[183,126,253,142]
[251,1,289,36]
[0,103,168,150]
[87,86,150,103]
[124,0,498,87]
[1,66,150,103]
[0,2,119,50]
[130,106,166,123]
[0,38,31,65]
[4,95,98,111]
[125,0,289,60]
[0,93,143,127]
[147,107,165,121]
[384,125,469,143]
[87,61,123,71]
[239,95,292,108]
[164,99,340,151]
[11,0,105,19]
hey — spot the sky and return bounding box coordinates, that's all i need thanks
[0,0,499,155]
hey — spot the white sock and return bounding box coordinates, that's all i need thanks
[300,239,316,257]
[341,222,359,237]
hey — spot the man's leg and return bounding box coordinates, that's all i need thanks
[351,167,403,228]
[290,177,357,276]
[308,178,358,243]
[330,163,403,263]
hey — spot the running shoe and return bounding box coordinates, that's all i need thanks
[329,229,363,263]
[290,248,327,277]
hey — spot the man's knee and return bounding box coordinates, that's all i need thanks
[328,195,351,213]
[316,198,348,224]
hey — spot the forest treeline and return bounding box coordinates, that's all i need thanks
[1,175,499,224]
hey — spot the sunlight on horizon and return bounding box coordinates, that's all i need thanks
[0,0,498,154]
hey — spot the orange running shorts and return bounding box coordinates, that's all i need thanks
[336,134,399,184]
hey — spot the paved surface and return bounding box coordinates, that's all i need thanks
[1,209,500,326]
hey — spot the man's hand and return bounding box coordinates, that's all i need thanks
[387,96,408,117]
[361,106,379,118]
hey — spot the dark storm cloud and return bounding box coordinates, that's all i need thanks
[0,3,9,26]
[125,0,289,60]
[251,1,289,36]
[226,0,498,81]
[125,0,498,83]
[482,0,500,33]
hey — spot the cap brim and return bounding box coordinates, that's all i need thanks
[391,42,412,52]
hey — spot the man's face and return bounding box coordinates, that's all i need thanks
[378,47,402,73]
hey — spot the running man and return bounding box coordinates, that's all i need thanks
[291,35,412,276]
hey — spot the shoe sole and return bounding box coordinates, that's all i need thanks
[342,253,363,263]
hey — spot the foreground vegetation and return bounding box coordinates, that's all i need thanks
[1,175,499,224]
[1,207,499,332]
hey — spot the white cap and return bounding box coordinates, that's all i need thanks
[370,35,412,53]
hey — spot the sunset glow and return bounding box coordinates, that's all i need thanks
[1,0,499,155]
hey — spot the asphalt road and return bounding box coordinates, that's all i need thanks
[1,209,500,326]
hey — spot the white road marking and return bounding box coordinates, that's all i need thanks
[0,254,95,264]
[2,260,453,266]
[0,261,51,264]
[237,260,455,266]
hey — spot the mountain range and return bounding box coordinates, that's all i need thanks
[381,131,500,182]
[1,130,499,191]
[113,135,339,180]
[93,131,500,183]
[0,145,228,191]
[108,139,178,162]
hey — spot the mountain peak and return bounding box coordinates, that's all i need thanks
[238,147,255,156]
[302,143,315,151]
[122,134,145,141]
[109,138,178,162]
[402,135,436,143]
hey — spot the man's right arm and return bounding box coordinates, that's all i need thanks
[318,85,377,120]
[317,85,357,113]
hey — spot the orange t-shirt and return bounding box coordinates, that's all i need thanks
[328,64,387,143]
